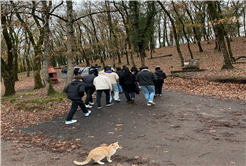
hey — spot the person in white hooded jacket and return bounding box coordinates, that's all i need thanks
[93,71,113,109]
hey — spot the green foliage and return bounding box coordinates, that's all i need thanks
[1,91,67,111]
[1,94,19,103]
[129,1,157,48]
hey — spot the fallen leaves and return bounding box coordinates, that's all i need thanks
[2,130,82,153]
[108,132,114,135]
[49,157,60,161]
[164,77,246,101]
[12,158,21,161]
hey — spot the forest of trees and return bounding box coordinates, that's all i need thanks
[1,1,246,96]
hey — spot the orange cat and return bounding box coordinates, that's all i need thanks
[73,142,119,165]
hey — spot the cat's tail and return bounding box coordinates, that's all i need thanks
[73,157,91,165]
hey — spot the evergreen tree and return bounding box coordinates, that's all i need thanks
[129,1,157,66]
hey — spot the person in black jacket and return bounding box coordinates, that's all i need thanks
[61,66,67,78]
[90,65,98,76]
[119,67,136,103]
[131,66,139,76]
[83,71,96,108]
[154,66,167,96]
[64,76,91,124]
[74,65,80,76]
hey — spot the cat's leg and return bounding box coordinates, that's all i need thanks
[94,157,105,165]
[106,156,112,163]
[96,160,105,165]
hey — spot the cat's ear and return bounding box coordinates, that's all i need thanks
[114,142,118,145]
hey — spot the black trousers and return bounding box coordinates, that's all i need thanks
[122,84,135,102]
[155,80,164,95]
[66,99,88,121]
[96,89,110,107]
[85,86,95,105]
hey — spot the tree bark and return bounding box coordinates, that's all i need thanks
[65,0,75,88]
[184,3,203,52]
[1,9,16,96]
[158,1,184,66]
[42,1,56,95]
[12,1,44,89]
[207,2,234,70]
[172,1,193,59]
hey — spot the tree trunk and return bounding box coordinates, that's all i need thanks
[139,45,145,66]
[26,55,31,77]
[1,10,15,96]
[42,1,56,95]
[2,74,16,96]
[172,1,193,59]
[65,0,74,88]
[225,35,234,60]
[0,71,3,82]
[243,6,246,37]
[158,1,184,66]
[12,1,43,89]
[185,4,203,52]
[158,14,162,48]
[9,27,19,81]
[162,15,166,47]
[208,2,234,69]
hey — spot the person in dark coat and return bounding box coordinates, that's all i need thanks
[136,66,157,106]
[74,65,80,76]
[64,76,91,124]
[131,66,139,76]
[116,67,123,94]
[119,67,136,103]
[154,66,167,96]
[83,71,96,108]
[61,66,67,78]
[90,65,98,76]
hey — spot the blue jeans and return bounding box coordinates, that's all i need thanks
[110,84,119,102]
[64,73,67,78]
[117,81,123,93]
[141,85,155,103]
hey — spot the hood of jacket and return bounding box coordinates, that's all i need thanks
[98,71,105,75]
[71,80,82,85]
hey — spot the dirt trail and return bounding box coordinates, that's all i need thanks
[2,90,246,166]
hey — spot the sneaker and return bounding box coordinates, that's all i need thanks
[65,120,77,124]
[97,106,102,110]
[159,94,162,96]
[147,103,151,106]
[85,104,92,108]
[131,98,135,104]
[148,100,155,105]
[84,110,91,116]
[126,100,131,103]
[89,102,94,105]
[154,94,158,96]
[106,103,114,107]
[115,99,121,102]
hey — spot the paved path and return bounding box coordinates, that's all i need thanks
[2,90,246,166]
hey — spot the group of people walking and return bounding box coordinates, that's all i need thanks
[64,64,167,124]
